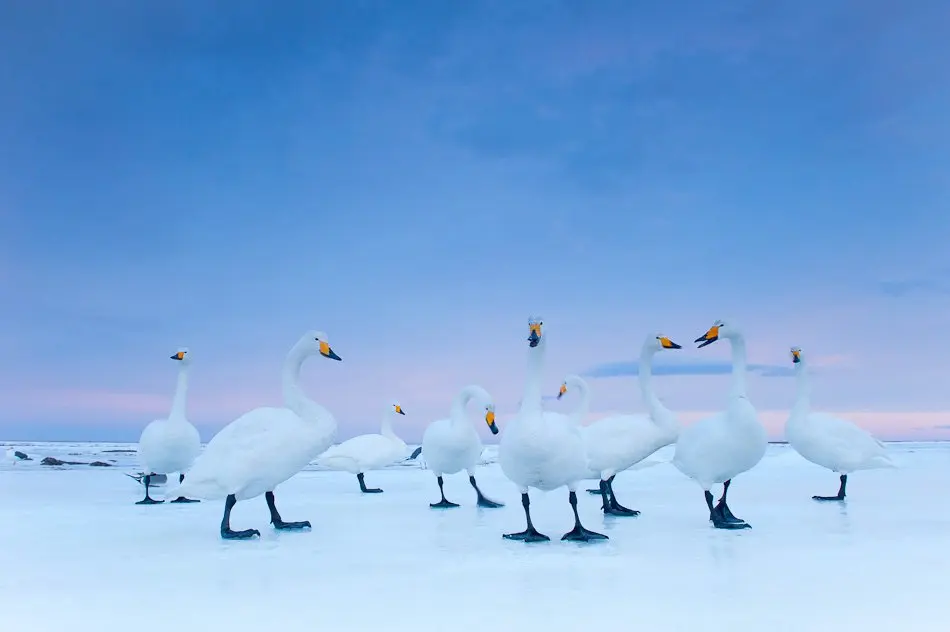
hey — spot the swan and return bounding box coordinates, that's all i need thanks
[163,331,342,540]
[499,317,606,543]
[785,346,895,501]
[671,320,767,529]
[316,401,410,493]
[136,348,202,505]
[420,385,503,508]
[560,333,683,517]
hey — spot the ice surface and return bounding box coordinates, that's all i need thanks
[1,442,948,631]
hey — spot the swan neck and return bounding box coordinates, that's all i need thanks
[728,336,748,398]
[281,341,312,417]
[521,340,545,413]
[793,362,811,414]
[569,379,590,425]
[169,364,190,420]
[450,386,480,426]
[380,410,398,440]
[639,348,669,425]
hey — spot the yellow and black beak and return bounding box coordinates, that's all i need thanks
[170,351,186,361]
[791,349,801,364]
[395,404,406,415]
[660,337,682,350]
[485,410,498,435]
[528,323,542,348]
[319,340,342,361]
[694,325,720,349]
[557,383,567,400]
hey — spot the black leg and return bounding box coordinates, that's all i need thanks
[357,472,383,494]
[586,486,601,495]
[714,479,742,523]
[135,474,164,505]
[429,475,460,508]
[562,490,608,541]
[814,474,847,501]
[606,475,640,516]
[220,494,260,540]
[265,491,311,530]
[469,475,504,508]
[170,472,200,503]
[503,492,549,541]
[706,486,750,530]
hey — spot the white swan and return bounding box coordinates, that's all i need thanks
[560,333,683,517]
[671,320,767,529]
[499,317,607,543]
[316,401,410,493]
[163,331,342,540]
[785,346,894,501]
[420,385,503,508]
[136,348,201,505]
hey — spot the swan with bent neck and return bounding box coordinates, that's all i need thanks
[559,333,682,517]
[136,348,202,505]
[672,319,767,529]
[316,401,410,494]
[420,384,503,508]
[785,346,894,501]
[164,330,343,540]
[498,317,607,543]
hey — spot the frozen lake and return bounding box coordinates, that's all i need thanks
[1,442,948,631]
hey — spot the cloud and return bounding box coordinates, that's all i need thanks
[932,424,950,430]
[582,360,795,379]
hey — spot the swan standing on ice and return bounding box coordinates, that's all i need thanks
[421,385,503,508]
[672,320,767,529]
[561,334,683,516]
[785,346,894,501]
[499,317,607,542]
[163,331,342,540]
[136,348,201,505]
[316,401,410,493]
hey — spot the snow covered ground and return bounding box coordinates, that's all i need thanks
[1,442,948,631]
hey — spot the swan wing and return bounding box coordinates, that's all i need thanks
[317,434,404,469]
[171,407,314,499]
[803,412,893,469]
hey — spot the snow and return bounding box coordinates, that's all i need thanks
[1,441,948,631]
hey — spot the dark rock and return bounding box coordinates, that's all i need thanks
[40,456,86,466]
[13,451,31,460]
[103,449,136,453]
[89,461,113,467]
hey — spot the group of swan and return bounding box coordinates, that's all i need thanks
[133,318,893,542]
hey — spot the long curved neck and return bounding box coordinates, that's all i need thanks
[792,361,811,416]
[638,347,671,426]
[520,339,545,414]
[380,410,399,440]
[728,335,748,399]
[567,378,589,425]
[169,364,190,420]
[450,386,483,427]
[281,341,315,418]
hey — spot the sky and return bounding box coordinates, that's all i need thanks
[1,0,949,443]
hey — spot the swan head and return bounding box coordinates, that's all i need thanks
[302,330,343,361]
[557,375,586,399]
[790,347,802,364]
[694,319,738,348]
[391,401,406,415]
[527,316,543,348]
[169,347,192,365]
[484,403,498,435]
[647,334,682,353]
[557,382,567,400]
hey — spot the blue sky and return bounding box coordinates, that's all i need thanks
[2,1,949,442]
